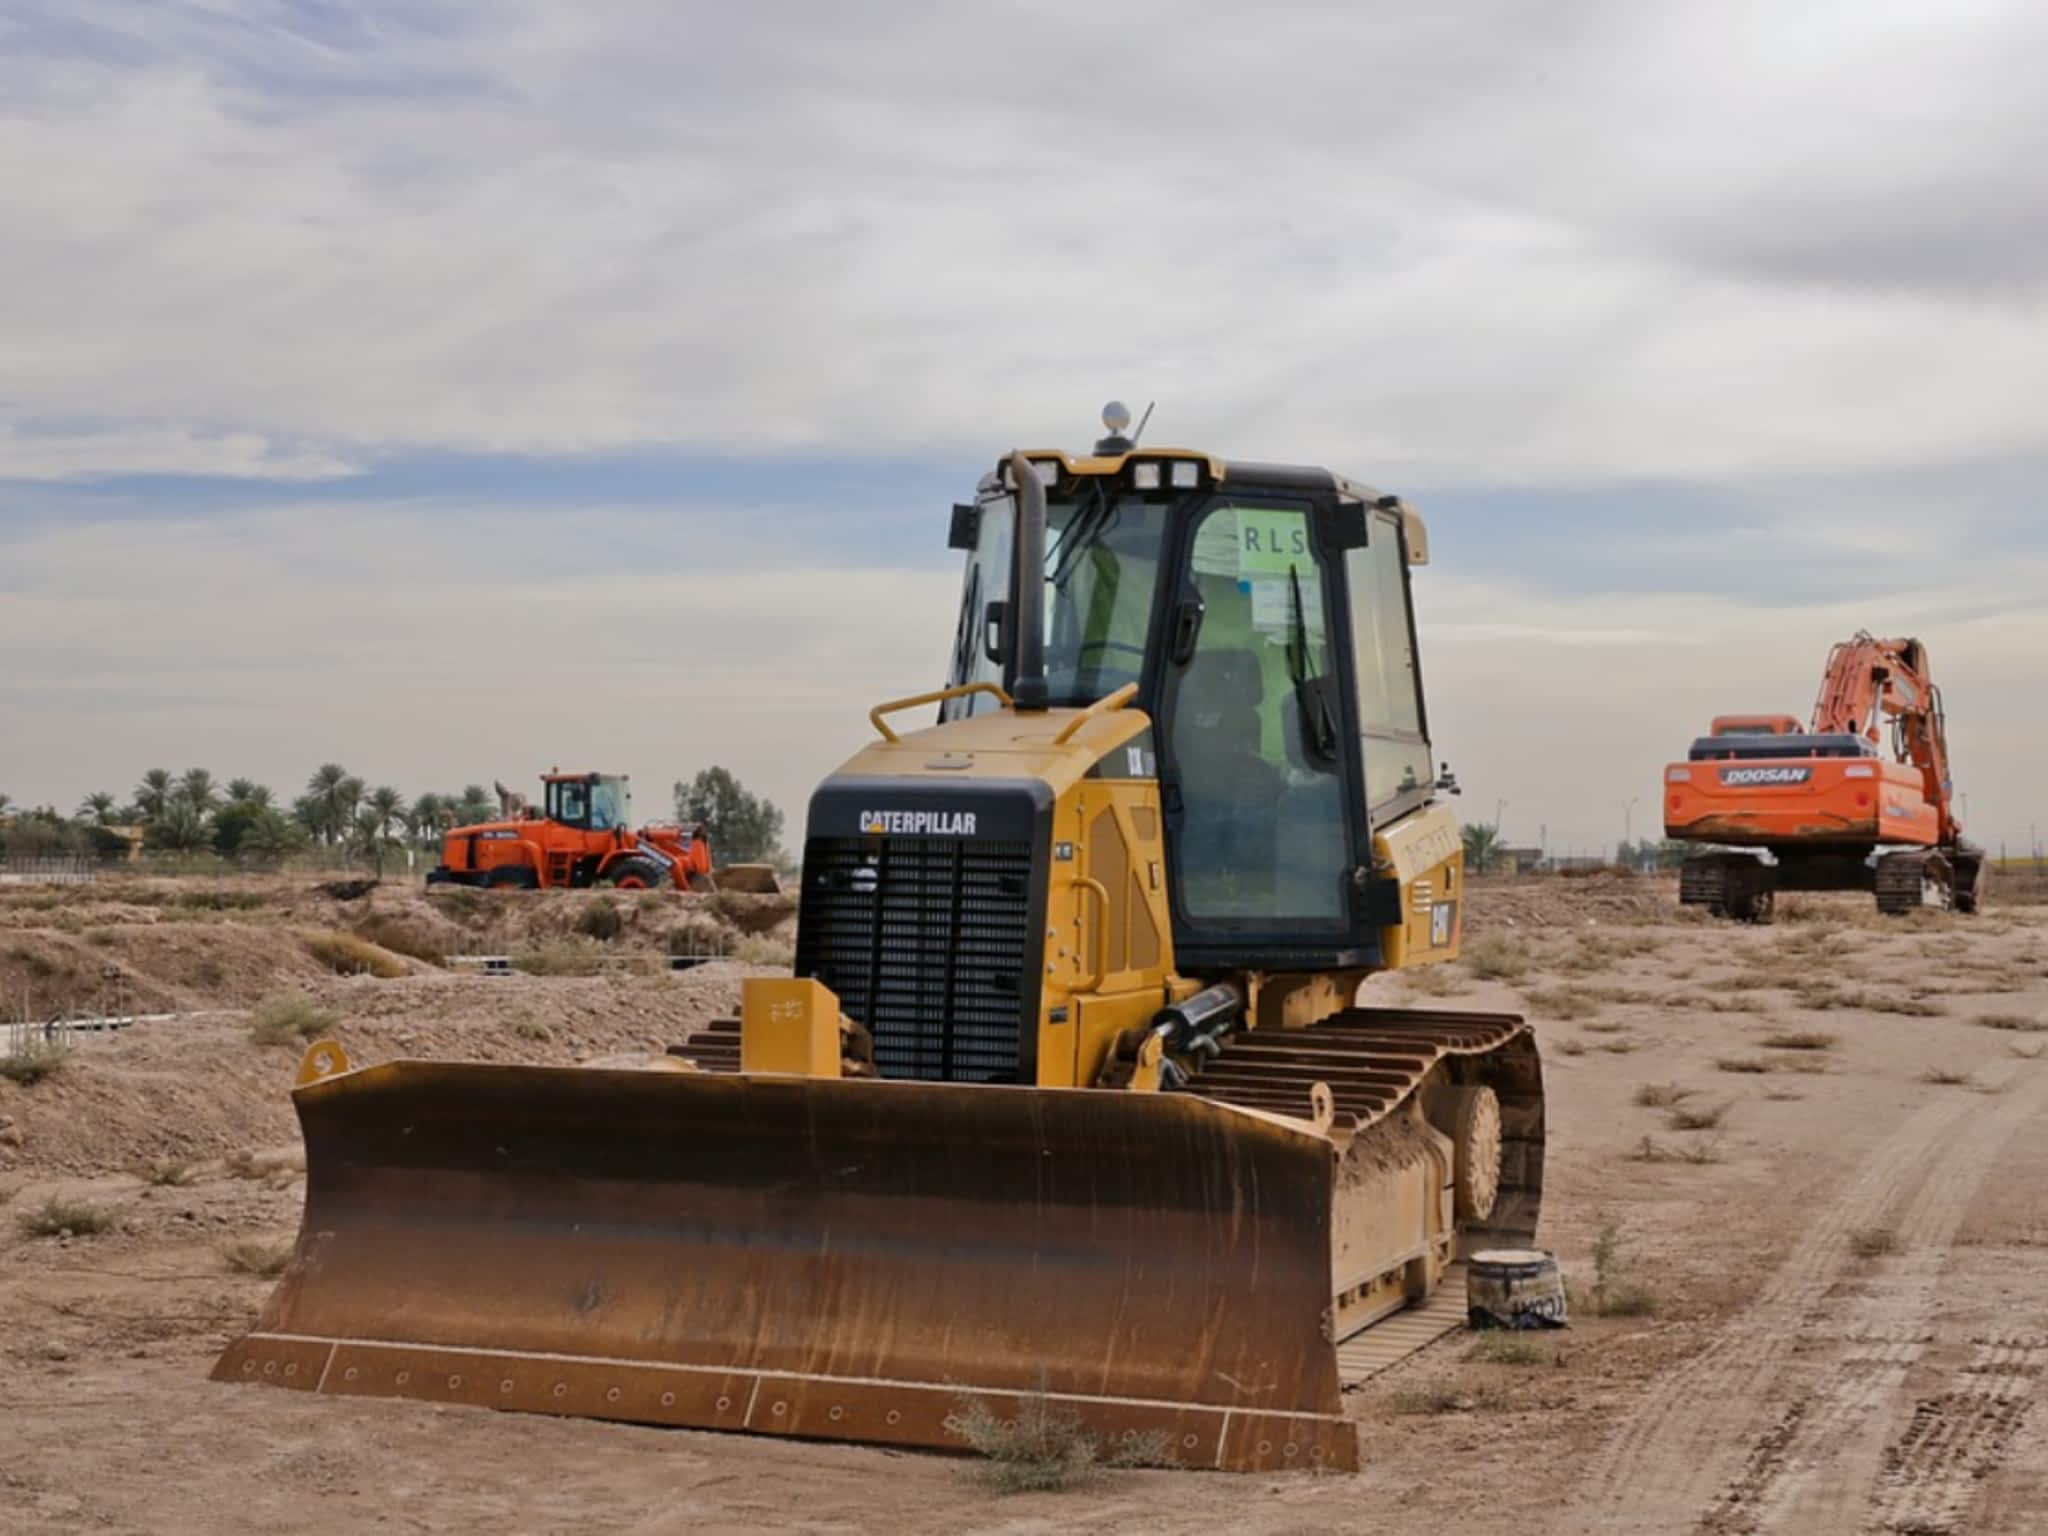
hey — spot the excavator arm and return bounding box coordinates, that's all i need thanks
[1809,633,1959,843]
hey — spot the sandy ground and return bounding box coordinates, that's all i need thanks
[4,874,2047,1534]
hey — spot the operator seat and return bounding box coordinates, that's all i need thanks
[1174,649,1282,900]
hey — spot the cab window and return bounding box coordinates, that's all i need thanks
[1344,515,1431,809]
[1167,503,1348,924]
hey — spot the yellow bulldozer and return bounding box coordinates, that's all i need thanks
[216,408,1544,1473]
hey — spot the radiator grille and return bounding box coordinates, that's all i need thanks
[795,836,1036,1083]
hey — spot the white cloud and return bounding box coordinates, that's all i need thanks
[3,2,2047,484]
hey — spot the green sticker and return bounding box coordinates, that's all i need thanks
[1236,509,1311,575]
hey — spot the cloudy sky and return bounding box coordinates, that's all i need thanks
[4,1,2046,858]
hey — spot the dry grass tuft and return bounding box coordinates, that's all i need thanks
[1919,1066,1974,1087]
[1666,1102,1728,1131]
[0,1039,70,1086]
[1466,1333,1562,1367]
[943,1394,1171,1490]
[1555,1038,1588,1057]
[353,913,448,966]
[1521,985,1601,1021]
[302,930,408,979]
[1762,1085,1807,1101]
[1596,1037,1640,1054]
[18,1196,116,1238]
[1716,1055,1774,1074]
[1400,965,1464,998]
[223,1238,294,1278]
[1632,1082,1695,1108]
[1464,934,1534,982]
[1389,1382,1494,1415]
[136,1158,197,1187]
[510,939,610,976]
[1849,1227,1899,1258]
[1759,1029,1838,1052]
[226,1148,305,1183]
[248,993,339,1046]
[1584,1222,1660,1316]
[1973,1011,2047,1033]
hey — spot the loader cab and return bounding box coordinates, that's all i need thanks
[543,773,631,833]
[942,445,1435,972]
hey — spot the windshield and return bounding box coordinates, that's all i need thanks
[947,486,1172,713]
[589,777,630,830]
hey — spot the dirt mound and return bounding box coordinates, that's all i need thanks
[1467,872,1679,932]
[0,964,755,1177]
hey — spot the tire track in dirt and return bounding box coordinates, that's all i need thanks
[1568,1063,2048,1534]
[1720,1086,2032,1535]
[1865,1337,2043,1534]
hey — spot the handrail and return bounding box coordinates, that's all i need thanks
[868,682,1012,743]
[1052,682,1140,746]
[1072,876,1112,991]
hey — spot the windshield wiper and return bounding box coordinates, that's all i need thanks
[1047,483,1121,591]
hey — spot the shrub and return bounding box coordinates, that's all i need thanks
[1974,1012,2046,1033]
[1666,1103,1727,1131]
[942,1393,1169,1491]
[574,898,625,942]
[0,1039,70,1086]
[1463,934,1532,982]
[733,935,795,968]
[1389,1383,1488,1415]
[226,1148,305,1182]
[137,1158,197,1187]
[1716,1055,1774,1074]
[18,1196,116,1238]
[223,1238,294,1277]
[1582,1221,1660,1316]
[1759,1029,1837,1052]
[1466,1332,1562,1367]
[249,994,338,1046]
[1522,986,1600,1021]
[511,940,608,977]
[302,930,408,979]
[353,914,448,966]
[1633,1082,1694,1108]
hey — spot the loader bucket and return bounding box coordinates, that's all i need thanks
[214,1059,1360,1472]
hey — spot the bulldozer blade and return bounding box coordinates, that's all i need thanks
[709,862,782,894]
[214,1060,1360,1473]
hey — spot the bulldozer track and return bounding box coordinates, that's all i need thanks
[1569,1057,2048,1534]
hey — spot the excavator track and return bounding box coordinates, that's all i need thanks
[1875,848,1954,914]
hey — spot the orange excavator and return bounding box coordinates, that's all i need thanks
[1663,633,1984,920]
[425,771,715,891]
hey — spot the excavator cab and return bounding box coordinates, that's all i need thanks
[219,411,1540,1475]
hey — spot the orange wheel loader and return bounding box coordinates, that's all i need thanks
[215,408,1545,1474]
[1663,633,1984,921]
[424,771,714,891]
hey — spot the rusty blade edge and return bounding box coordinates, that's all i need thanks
[214,1332,1361,1474]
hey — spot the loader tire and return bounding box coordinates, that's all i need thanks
[485,865,539,890]
[605,856,668,891]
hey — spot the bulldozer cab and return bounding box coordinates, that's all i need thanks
[542,772,630,832]
[943,450,1435,972]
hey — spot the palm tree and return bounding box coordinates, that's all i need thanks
[150,799,211,852]
[456,785,494,827]
[338,776,365,832]
[226,778,273,808]
[134,769,175,823]
[176,767,221,812]
[366,785,408,840]
[241,808,302,865]
[408,792,444,846]
[1461,821,1506,876]
[76,791,118,826]
[305,764,352,845]
[0,791,12,819]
